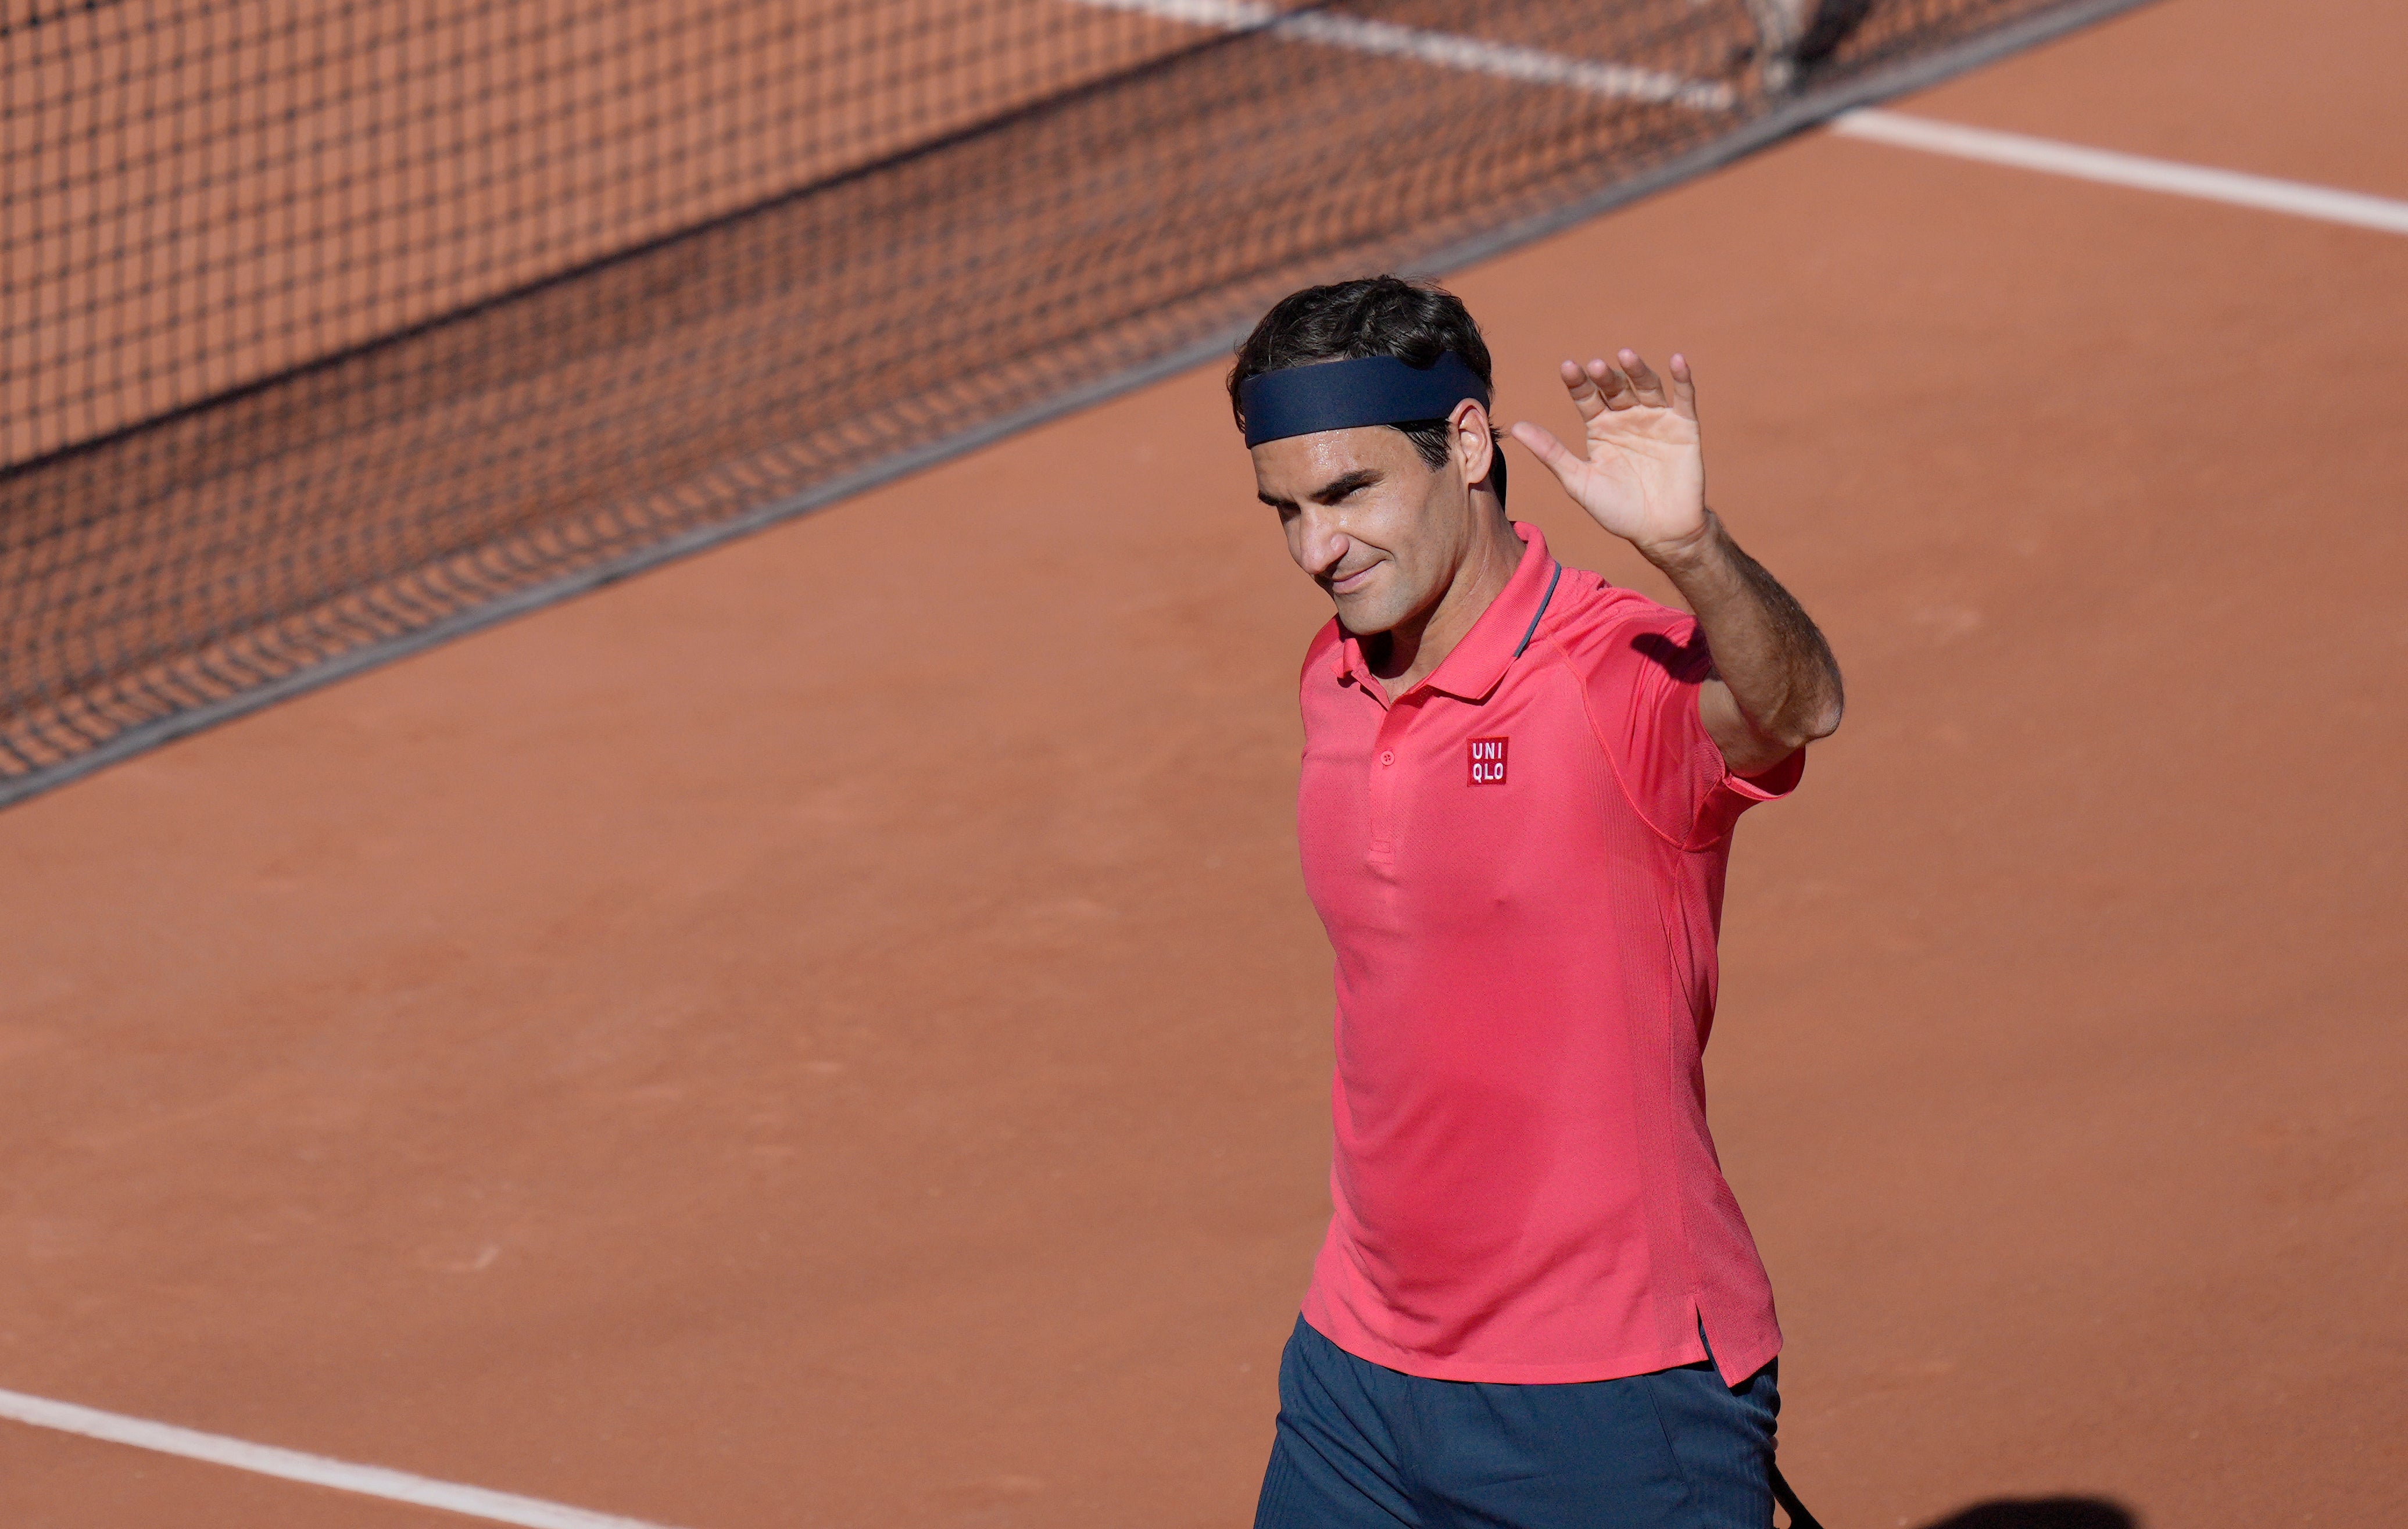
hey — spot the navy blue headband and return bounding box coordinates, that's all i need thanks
[1239,353,1489,447]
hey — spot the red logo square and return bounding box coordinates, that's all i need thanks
[1466,736,1508,786]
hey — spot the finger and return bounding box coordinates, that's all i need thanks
[1618,348,1669,407]
[1509,420,1588,485]
[1667,352,1699,421]
[1587,357,1640,411]
[1559,359,1609,422]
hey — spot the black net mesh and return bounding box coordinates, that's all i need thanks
[3,0,2124,800]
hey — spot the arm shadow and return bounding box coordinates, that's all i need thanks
[1629,629,1712,678]
[1915,1499,2137,1529]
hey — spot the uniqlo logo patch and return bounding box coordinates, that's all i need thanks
[1467,736,1509,786]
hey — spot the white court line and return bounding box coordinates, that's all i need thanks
[1833,108,2408,235]
[12,27,2395,1525]
[1063,0,1739,110]
[1067,3,2408,238]
[0,1386,692,1529]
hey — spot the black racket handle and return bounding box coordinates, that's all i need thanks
[1771,1462,1827,1529]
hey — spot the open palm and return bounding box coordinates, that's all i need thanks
[1509,350,1707,557]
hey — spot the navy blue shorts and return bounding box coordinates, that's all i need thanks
[1254,1317,1779,1529]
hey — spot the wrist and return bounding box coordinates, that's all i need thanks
[1633,510,1723,575]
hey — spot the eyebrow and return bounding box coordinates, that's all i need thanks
[1260,467,1382,510]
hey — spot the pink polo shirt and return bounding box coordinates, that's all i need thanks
[1294,522,1802,1387]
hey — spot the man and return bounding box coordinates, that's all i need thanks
[1745,0,1871,93]
[1234,276,1843,1529]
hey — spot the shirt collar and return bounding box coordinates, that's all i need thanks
[1333,521,1557,703]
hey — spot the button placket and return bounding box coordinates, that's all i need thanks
[1366,702,1419,864]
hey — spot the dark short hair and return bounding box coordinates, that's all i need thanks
[1229,275,1505,505]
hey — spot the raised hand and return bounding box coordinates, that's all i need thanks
[1509,350,1707,563]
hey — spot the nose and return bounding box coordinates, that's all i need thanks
[1293,506,1353,580]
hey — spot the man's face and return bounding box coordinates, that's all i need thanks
[1253,422,1473,638]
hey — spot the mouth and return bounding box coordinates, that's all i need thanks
[1325,562,1379,596]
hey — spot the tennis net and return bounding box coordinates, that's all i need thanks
[2,0,2141,803]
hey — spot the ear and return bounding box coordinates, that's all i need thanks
[1450,398,1495,492]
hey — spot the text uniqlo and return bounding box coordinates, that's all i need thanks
[1467,736,1508,786]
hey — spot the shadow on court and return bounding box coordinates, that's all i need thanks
[1917,1498,2137,1529]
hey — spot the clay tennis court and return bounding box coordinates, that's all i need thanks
[2,0,2403,1524]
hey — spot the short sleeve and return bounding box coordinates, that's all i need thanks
[1586,610,1804,850]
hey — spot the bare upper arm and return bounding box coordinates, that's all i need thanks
[1698,675,1804,780]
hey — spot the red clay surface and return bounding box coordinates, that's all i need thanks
[6,0,1202,459]
[2,0,2403,1525]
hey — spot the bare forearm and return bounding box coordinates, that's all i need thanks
[1509,346,1842,764]
[1646,510,1844,762]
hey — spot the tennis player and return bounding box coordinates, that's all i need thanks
[1235,276,1843,1529]
[1745,0,1870,92]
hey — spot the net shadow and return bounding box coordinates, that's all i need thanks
[2,0,2147,799]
